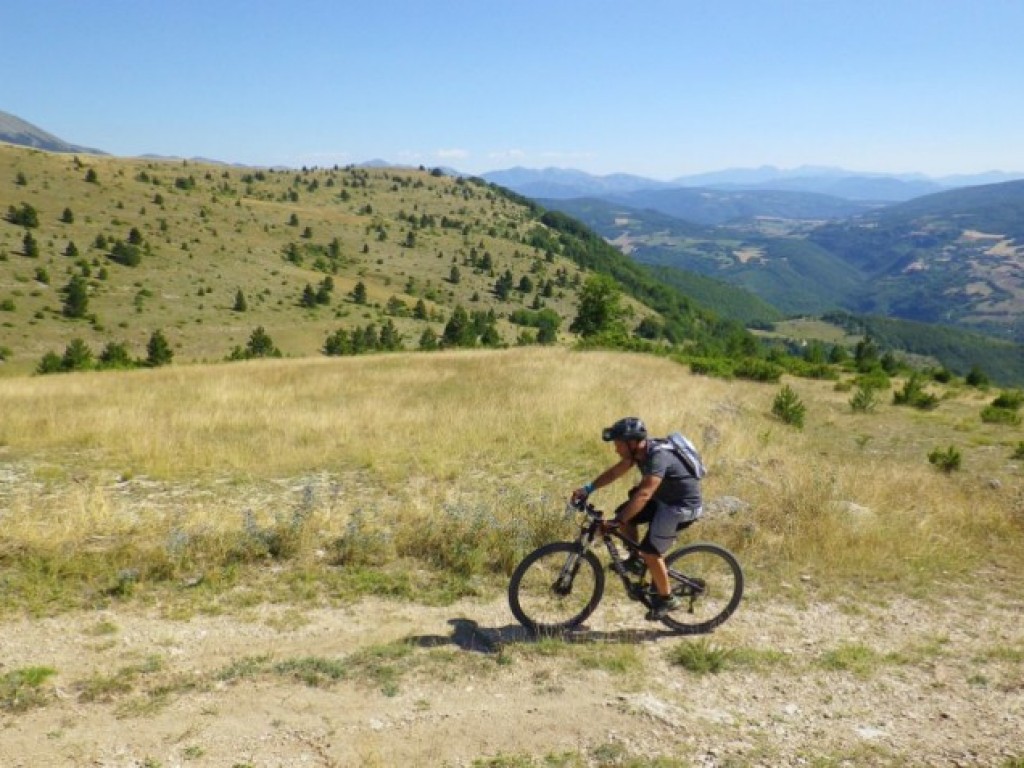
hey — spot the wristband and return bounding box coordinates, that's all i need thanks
[583,482,595,495]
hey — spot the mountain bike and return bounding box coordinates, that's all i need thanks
[508,500,743,635]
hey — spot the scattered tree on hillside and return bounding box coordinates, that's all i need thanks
[98,342,134,369]
[233,289,248,312]
[22,231,39,258]
[442,305,476,348]
[61,338,94,371]
[418,327,439,351]
[7,202,39,227]
[351,281,367,304]
[110,240,142,266]
[62,276,89,318]
[300,283,318,308]
[146,330,174,367]
[229,327,281,360]
[570,275,625,338]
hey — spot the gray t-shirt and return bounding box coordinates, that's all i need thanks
[641,441,702,509]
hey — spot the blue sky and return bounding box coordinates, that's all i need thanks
[4,1,1023,179]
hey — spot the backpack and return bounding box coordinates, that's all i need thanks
[655,432,707,479]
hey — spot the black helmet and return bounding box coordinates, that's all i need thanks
[602,417,647,442]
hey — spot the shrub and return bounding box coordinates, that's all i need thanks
[854,368,891,391]
[110,240,142,267]
[980,406,1021,426]
[61,339,94,372]
[7,202,39,227]
[772,384,806,428]
[849,382,879,413]
[893,374,939,410]
[966,365,989,388]
[230,326,282,360]
[734,358,783,383]
[98,342,135,370]
[36,351,63,375]
[688,356,734,379]
[1012,442,1024,460]
[991,390,1023,411]
[928,445,962,473]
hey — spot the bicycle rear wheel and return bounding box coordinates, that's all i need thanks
[660,542,743,634]
[508,542,604,634]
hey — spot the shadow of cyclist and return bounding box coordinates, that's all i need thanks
[405,619,680,655]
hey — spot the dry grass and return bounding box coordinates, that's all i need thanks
[1,347,1022,615]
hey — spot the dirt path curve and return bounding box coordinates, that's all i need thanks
[1,586,1022,767]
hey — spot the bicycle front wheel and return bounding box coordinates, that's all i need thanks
[660,542,744,634]
[508,542,604,634]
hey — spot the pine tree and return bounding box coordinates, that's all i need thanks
[351,281,367,304]
[62,276,89,318]
[23,231,39,257]
[146,330,174,367]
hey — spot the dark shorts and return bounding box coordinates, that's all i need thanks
[615,497,702,555]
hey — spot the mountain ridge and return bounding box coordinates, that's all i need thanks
[0,110,106,155]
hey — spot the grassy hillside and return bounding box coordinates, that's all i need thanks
[2,348,1022,765]
[1,347,1021,617]
[0,145,621,374]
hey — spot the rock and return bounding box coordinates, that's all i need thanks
[707,496,749,517]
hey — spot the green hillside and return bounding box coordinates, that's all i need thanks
[3,144,725,375]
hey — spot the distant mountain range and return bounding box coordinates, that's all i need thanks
[5,107,1022,203]
[0,109,105,155]
[543,179,1024,345]
[482,165,1024,203]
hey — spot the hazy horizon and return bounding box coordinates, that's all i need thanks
[5,1,1024,179]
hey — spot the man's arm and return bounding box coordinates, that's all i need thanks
[615,472,663,524]
[591,457,634,491]
[575,457,634,501]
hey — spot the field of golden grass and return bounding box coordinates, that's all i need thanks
[2,347,1021,621]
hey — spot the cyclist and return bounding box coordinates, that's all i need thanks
[572,417,703,619]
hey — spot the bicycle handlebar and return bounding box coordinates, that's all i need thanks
[566,498,604,519]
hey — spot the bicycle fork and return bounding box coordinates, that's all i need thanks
[552,537,591,595]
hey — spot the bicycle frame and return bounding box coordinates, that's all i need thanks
[566,501,705,612]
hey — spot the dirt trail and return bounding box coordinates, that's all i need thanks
[1,587,1022,767]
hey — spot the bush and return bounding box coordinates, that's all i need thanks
[230,326,282,360]
[734,358,783,383]
[7,202,39,228]
[687,356,734,379]
[893,374,939,410]
[980,406,1021,426]
[849,383,879,413]
[928,445,962,473]
[991,390,1023,411]
[854,368,891,391]
[965,365,989,388]
[1012,442,1024,461]
[772,384,806,428]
